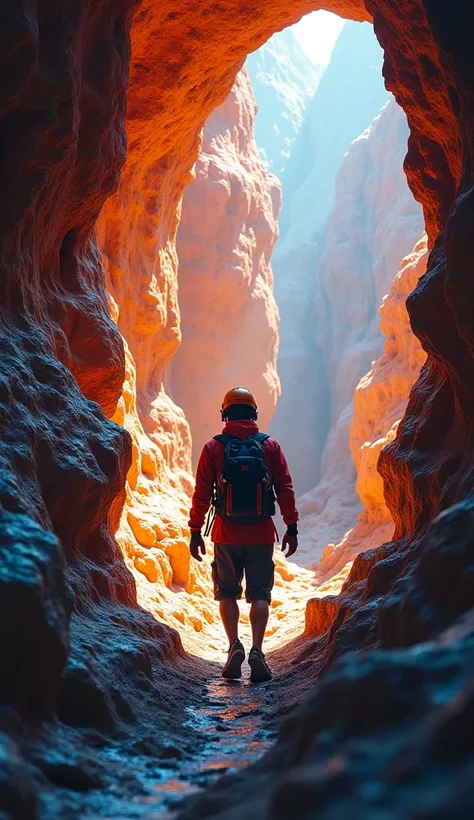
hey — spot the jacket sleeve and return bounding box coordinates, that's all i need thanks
[270,441,299,526]
[188,442,216,532]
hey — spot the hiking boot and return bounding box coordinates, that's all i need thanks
[222,639,245,679]
[248,646,273,683]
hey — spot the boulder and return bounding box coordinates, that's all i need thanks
[0,512,72,716]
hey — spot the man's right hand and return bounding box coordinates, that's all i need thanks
[189,531,206,562]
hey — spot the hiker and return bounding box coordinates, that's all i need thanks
[188,387,298,682]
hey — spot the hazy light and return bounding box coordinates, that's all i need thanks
[292,11,345,66]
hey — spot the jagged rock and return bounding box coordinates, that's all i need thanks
[312,236,427,584]
[379,495,474,648]
[0,512,72,716]
[0,735,36,820]
[304,597,340,637]
[352,236,427,526]
[178,616,474,819]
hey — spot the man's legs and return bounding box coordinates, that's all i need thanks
[245,545,274,681]
[219,598,240,643]
[213,545,246,678]
[249,600,269,651]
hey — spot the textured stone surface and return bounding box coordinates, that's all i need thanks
[351,237,428,528]
[271,21,389,495]
[0,735,36,820]
[0,512,72,716]
[310,235,426,585]
[170,69,281,464]
[297,100,423,566]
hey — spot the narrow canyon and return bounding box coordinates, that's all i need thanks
[1,1,474,819]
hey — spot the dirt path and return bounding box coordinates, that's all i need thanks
[147,671,276,817]
[71,660,278,819]
[67,636,318,820]
[59,556,346,819]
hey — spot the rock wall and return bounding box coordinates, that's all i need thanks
[297,99,424,566]
[315,234,427,582]
[351,235,428,532]
[169,69,281,465]
[271,21,390,495]
[245,28,322,174]
[2,0,474,815]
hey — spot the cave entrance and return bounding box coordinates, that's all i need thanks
[162,11,426,648]
[103,6,427,662]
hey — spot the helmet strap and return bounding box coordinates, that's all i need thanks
[221,407,258,422]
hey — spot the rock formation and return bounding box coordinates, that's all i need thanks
[2,0,474,816]
[297,99,424,565]
[270,20,390,495]
[245,28,322,174]
[315,234,427,582]
[351,235,428,534]
[170,69,281,465]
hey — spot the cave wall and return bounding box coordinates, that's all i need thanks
[351,235,428,533]
[297,99,424,566]
[169,69,281,465]
[0,0,138,583]
[2,0,474,814]
[315,234,427,583]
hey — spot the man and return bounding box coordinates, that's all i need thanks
[188,386,298,682]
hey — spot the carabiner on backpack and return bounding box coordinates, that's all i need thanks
[204,489,218,537]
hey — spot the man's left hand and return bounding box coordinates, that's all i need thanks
[282,532,298,557]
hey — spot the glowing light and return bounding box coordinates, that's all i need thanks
[292,11,345,66]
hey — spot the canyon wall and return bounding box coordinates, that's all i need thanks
[245,28,322,174]
[270,21,390,495]
[315,234,427,582]
[3,0,474,815]
[169,69,281,465]
[351,235,428,536]
[297,99,424,565]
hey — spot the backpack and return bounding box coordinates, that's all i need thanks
[208,433,276,529]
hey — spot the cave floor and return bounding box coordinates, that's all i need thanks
[58,646,312,820]
[112,566,352,819]
[118,671,276,819]
[48,555,352,819]
[47,598,330,820]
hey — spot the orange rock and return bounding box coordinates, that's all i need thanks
[314,237,427,583]
[351,235,428,527]
[305,596,340,637]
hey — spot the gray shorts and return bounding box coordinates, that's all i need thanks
[212,543,274,604]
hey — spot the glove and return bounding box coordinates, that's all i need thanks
[282,523,298,557]
[189,530,206,562]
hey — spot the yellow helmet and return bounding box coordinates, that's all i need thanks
[222,386,257,412]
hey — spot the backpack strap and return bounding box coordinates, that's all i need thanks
[213,434,235,444]
[251,433,270,444]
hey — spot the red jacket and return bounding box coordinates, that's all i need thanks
[188,419,298,544]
